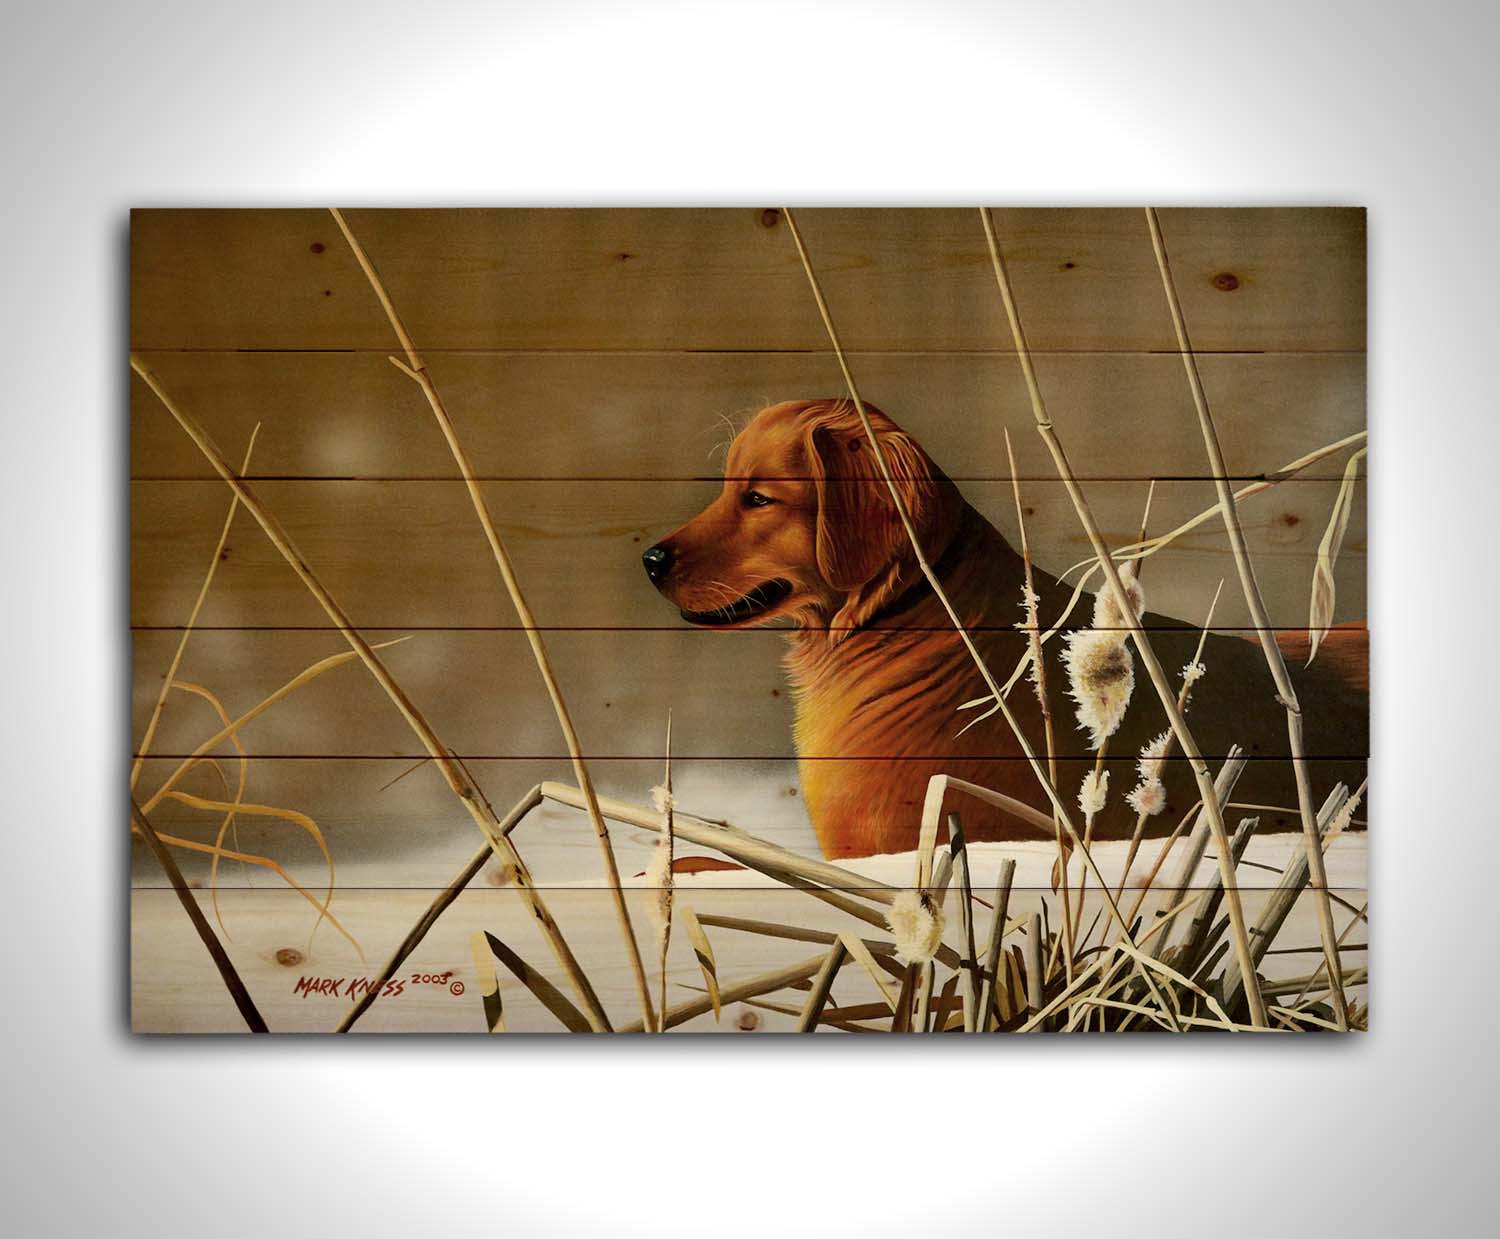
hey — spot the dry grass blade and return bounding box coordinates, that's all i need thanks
[1308,448,1367,664]
[981,206,1266,1029]
[469,932,506,1033]
[163,789,341,949]
[130,358,611,1033]
[141,829,362,956]
[678,905,722,1022]
[131,799,268,1033]
[138,638,411,817]
[132,424,259,791]
[477,932,594,1033]
[337,785,544,1033]
[166,679,251,935]
[330,208,655,1034]
[1053,433,1369,601]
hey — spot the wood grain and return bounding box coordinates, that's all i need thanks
[131,627,1368,759]
[129,874,1367,1032]
[129,751,1366,887]
[129,348,1365,482]
[130,476,1364,630]
[130,207,1365,354]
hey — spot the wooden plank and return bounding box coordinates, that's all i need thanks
[130,627,1369,759]
[135,744,1368,858]
[129,877,1369,1032]
[130,207,1365,353]
[129,477,1365,630]
[128,348,1365,482]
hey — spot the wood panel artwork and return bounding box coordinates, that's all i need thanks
[130,207,1368,1033]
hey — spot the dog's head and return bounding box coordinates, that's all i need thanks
[643,400,963,636]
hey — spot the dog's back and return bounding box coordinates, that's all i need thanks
[787,500,1367,857]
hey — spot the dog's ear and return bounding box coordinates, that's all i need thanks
[807,414,960,636]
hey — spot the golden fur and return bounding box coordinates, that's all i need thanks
[647,400,1367,859]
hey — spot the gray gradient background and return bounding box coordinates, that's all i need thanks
[3,1,1493,1234]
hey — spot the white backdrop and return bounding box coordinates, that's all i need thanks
[3,1,1494,1234]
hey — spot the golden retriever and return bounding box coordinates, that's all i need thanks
[644,399,1367,859]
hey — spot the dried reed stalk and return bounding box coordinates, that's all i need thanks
[654,714,674,1032]
[131,425,259,791]
[1004,429,1074,971]
[796,940,849,1032]
[538,782,894,901]
[1056,432,1368,595]
[1144,206,1348,1029]
[1114,581,1223,899]
[1220,784,1348,1012]
[622,953,830,1032]
[1023,912,1045,1023]
[337,785,544,1033]
[976,858,1017,1032]
[329,208,655,1034]
[130,358,612,1032]
[697,913,934,963]
[948,814,981,1031]
[131,798,267,1033]
[980,207,1268,1028]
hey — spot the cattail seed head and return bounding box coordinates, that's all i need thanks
[1062,629,1135,748]
[1127,779,1167,817]
[1078,768,1110,817]
[644,835,673,933]
[886,889,945,965]
[1136,730,1173,786]
[1093,563,1146,631]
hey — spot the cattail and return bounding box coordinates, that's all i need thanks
[645,783,674,935]
[1126,730,1172,818]
[1126,779,1166,817]
[1017,584,1045,701]
[886,889,945,965]
[644,838,672,934]
[1326,784,1364,844]
[1093,562,1145,630]
[1062,630,1135,748]
[1063,567,1145,749]
[1078,768,1110,817]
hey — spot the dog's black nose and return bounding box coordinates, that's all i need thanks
[642,543,673,583]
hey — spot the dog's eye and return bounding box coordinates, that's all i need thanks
[743,490,775,508]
